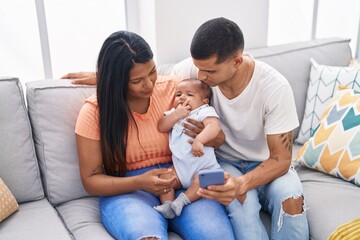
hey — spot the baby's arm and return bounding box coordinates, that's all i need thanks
[158,100,191,133]
[192,117,221,157]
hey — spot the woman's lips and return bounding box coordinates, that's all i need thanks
[142,90,152,95]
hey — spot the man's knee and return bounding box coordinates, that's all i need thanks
[282,196,304,215]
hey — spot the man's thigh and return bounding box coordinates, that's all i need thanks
[258,166,304,210]
[218,160,244,177]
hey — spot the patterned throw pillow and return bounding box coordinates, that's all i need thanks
[296,59,360,144]
[295,87,360,186]
[0,178,19,222]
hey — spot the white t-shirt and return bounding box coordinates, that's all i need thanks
[171,57,299,162]
[212,60,299,162]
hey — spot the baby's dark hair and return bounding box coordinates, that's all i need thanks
[181,78,212,103]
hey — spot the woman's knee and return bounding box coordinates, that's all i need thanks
[100,193,168,239]
[171,197,234,239]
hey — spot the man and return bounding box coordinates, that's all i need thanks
[62,17,309,240]
[189,17,309,240]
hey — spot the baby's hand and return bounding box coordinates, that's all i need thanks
[192,139,204,157]
[175,100,191,119]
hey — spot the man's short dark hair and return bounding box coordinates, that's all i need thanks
[190,17,245,64]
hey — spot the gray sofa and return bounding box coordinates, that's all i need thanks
[1,38,359,240]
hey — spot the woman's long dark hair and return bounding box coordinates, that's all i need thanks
[96,31,153,176]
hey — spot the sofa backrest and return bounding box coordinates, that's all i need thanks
[0,78,44,203]
[26,80,96,205]
[246,38,352,138]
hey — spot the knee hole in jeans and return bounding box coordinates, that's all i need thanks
[281,196,304,215]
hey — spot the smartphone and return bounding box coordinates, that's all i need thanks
[198,169,225,189]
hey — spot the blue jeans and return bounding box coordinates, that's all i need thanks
[218,159,309,240]
[99,163,235,240]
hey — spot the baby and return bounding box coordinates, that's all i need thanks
[154,78,223,218]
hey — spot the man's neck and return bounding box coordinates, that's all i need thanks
[219,56,254,100]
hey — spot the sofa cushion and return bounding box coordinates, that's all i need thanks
[0,198,71,240]
[57,197,183,240]
[56,197,113,240]
[296,59,360,144]
[0,77,44,203]
[296,165,360,240]
[0,178,19,222]
[26,80,96,205]
[296,87,360,186]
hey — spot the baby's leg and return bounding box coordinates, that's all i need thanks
[171,173,201,216]
[154,166,181,219]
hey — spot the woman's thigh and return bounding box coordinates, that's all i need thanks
[99,190,168,240]
[169,190,235,240]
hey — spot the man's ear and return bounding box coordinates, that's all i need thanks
[233,53,243,68]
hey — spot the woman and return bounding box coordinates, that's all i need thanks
[75,31,234,239]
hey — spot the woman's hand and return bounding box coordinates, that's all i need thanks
[183,118,225,148]
[136,168,177,196]
[61,72,97,85]
[197,172,243,205]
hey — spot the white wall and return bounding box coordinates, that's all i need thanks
[0,0,126,83]
[127,0,269,64]
[44,0,127,78]
[0,1,44,82]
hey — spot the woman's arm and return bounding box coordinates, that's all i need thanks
[76,134,176,196]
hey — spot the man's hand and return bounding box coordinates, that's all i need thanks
[183,118,204,138]
[197,172,241,205]
[61,72,97,85]
[237,193,247,204]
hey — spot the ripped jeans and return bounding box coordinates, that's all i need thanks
[218,159,309,240]
[99,163,235,240]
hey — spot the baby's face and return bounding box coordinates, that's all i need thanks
[174,80,208,110]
